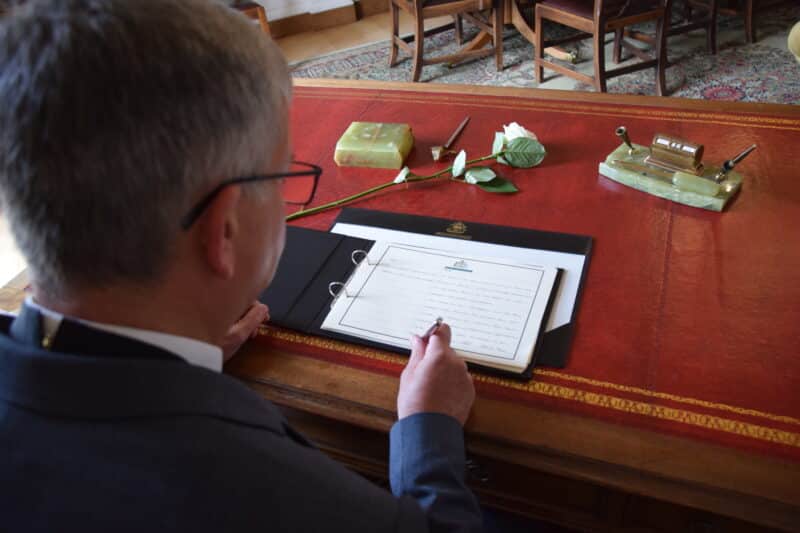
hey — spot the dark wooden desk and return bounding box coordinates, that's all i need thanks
[226,79,800,532]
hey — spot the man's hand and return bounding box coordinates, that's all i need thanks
[221,301,270,362]
[397,323,475,426]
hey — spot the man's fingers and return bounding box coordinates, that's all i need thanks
[431,322,451,346]
[406,334,426,373]
[426,323,452,355]
[221,303,270,362]
[246,302,270,338]
[229,302,268,340]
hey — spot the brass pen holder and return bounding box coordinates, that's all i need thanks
[598,127,754,212]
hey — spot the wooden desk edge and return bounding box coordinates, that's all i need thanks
[227,345,800,531]
[292,78,800,117]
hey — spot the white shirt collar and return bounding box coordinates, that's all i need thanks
[25,296,223,373]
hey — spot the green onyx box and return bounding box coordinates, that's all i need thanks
[334,122,414,169]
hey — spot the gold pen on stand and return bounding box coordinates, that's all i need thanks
[420,317,443,341]
[443,117,470,151]
[432,117,470,161]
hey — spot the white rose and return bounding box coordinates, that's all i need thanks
[502,122,537,142]
[492,132,505,155]
[452,150,467,177]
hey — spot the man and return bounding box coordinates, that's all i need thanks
[0,1,481,531]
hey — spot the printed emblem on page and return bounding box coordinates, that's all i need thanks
[445,260,472,273]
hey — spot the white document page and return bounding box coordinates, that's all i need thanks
[331,222,585,332]
[321,242,559,372]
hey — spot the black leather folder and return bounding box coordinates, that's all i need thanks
[260,208,592,379]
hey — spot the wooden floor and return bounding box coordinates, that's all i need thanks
[277,11,450,65]
[0,215,24,295]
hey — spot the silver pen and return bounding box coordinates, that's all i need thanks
[420,317,443,341]
[713,144,757,183]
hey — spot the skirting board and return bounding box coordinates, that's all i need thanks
[270,4,357,38]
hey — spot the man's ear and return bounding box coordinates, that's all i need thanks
[199,185,242,280]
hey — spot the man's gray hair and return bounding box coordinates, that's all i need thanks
[0,0,291,295]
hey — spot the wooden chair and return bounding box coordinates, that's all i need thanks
[718,0,757,42]
[719,0,792,43]
[534,0,673,96]
[673,0,719,54]
[231,1,271,35]
[389,0,504,82]
[613,0,717,66]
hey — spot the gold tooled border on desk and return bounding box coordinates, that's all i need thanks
[294,89,800,131]
[478,375,800,449]
[261,328,800,432]
[533,369,800,427]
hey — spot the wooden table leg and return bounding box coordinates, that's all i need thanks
[454,1,577,65]
[506,0,577,63]
[464,31,494,50]
[508,0,536,43]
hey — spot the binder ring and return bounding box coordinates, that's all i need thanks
[328,281,351,299]
[351,249,376,266]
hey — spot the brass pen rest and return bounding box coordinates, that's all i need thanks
[598,127,755,212]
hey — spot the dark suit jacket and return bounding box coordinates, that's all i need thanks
[0,304,482,532]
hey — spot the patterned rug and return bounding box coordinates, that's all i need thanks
[291,3,800,104]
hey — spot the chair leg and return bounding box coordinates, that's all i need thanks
[493,3,503,71]
[411,9,424,82]
[389,2,399,67]
[454,14,463,45]
[534,6,544,83]
[707,0,718,54]
[683,1,693,22]
[613,29,624,63]
[593,25,606,92]
[744,0,755,43]
[655,2,670,96]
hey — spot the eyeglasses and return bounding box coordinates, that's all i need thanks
[180,160,321,230]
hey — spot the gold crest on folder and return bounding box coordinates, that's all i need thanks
[437,221,472,240]
[446,222,467,234]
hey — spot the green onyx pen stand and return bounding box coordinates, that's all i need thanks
[598,127,751,212]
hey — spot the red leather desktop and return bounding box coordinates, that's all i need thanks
[226,79,800,531]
